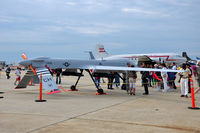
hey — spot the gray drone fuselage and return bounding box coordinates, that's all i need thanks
[19,57,134,70]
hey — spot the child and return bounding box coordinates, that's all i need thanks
[14,67,21,85]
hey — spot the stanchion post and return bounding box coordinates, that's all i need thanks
[35,73,46,102]
[188,77,199,110]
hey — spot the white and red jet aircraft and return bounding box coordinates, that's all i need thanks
[94,44,187,65]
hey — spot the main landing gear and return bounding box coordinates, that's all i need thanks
[69,69,106,95]
[86,70,106,95]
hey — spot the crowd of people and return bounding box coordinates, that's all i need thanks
[95,61,200,98]
[129,61,200,97]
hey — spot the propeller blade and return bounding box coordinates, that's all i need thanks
[22,53,28,60]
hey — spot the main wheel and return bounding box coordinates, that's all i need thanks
[97,88,104,94]
[70,85,76,91]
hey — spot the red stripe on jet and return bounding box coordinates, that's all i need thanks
[122,55,177,61]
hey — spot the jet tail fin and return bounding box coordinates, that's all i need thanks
[85,51,95,60]
[182,52,191,61]
[95,44,109,59]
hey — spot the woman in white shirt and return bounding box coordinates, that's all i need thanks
[161,63,169,93]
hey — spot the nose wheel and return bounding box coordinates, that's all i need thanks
[69,85,78,91]
[68,70,83,91]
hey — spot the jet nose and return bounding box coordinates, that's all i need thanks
[19,60,31,66]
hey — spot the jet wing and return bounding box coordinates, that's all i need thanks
[36,68,60,92]
[87,66,184,73]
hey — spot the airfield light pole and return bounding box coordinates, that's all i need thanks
[35,73,46,102]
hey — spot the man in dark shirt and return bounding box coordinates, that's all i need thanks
[6,67,11,79]
[55,68,62,84]
[141,64,149,95]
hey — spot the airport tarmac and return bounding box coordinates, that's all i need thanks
[0,71,200,133]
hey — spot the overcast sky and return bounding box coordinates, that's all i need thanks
[0,0,199,63]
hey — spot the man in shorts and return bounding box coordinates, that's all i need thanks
[128,65,137,95]
[14,67,21,85]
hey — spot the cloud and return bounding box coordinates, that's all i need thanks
[0,16,11,23]
[156,0,190,6]
[0,20,125,43]
[122,8,158,15]
[64,23,124,35]
[65,2,77,6]
[0,28,53,43]
[0,16,27,23]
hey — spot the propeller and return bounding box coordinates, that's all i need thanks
[21,53,36,75]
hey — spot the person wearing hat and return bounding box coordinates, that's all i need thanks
[194,61,200,94]
[178,63,191,98]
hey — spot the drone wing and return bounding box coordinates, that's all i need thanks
[87,66,184,73]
